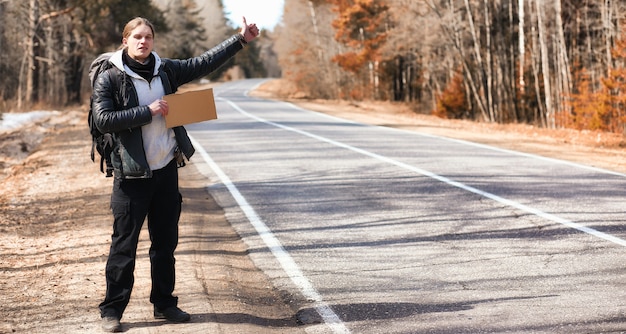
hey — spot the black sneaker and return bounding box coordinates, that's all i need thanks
[154,306,191,322]
[101,316,122,332]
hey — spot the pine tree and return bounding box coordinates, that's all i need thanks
[158,0,207,59]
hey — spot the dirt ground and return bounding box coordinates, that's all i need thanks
[1,78,626,334]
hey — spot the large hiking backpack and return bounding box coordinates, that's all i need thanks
[88,52,116,177]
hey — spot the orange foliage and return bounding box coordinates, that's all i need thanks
[568,70,609,130]
[601,37,626,132]
[568,26,626,134]
[433,72,468,119]
[329,0,389,73]
[332,51,366,73]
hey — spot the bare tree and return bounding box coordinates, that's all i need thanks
[275,0,343,98]
[534,0,554,127]
[519,0,525,92]
[20,0,40,109]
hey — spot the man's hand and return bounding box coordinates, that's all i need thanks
[240,16,260,43]
[149,99,169,117]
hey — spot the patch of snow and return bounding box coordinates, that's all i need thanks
[0,111,58,133]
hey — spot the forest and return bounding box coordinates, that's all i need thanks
[277,0,626,134]
[2,0,626,135]
[0,0,269,111]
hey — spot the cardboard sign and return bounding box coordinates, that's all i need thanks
[163,88,217,128]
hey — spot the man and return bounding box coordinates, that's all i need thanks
[92,16,259,333]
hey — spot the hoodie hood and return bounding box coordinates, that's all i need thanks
[110,49,162,79]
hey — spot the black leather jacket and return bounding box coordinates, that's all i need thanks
[92,34,246,179]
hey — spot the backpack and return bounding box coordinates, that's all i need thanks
[87,52,179,177]
[88,52,116,177]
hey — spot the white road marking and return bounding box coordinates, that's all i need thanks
[189,92,626,333]
[188,134,350,334]
[220,98,626,248]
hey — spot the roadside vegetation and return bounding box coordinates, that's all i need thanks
[2,1,626,139]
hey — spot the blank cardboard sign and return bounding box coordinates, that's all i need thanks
[163,88,217,128]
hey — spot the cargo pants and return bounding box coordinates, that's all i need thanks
[99,159,182,319]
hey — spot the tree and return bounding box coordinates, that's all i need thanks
[434,70,468,119]
[568,21,626,134]
[597,27,626,134]
[197,0,230,48]
[1,0,167,109]
[275,0,345,98]
[0,0,16,110]
[158,0,208,59]
[330,0,389,99]
[568,70,607,131]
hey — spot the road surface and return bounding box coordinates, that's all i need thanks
[186,79,626,334]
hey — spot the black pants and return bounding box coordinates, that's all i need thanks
[99,160,182,319]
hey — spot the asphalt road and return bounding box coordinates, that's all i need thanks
[186,79,626,334]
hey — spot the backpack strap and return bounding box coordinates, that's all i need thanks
[90,67,120,177]
[99,133,114,177]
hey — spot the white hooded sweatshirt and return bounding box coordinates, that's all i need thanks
[109,50,177,171]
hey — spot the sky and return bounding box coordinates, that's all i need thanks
[222,0,285,31]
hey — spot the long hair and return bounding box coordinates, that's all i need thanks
[120,17,155,49]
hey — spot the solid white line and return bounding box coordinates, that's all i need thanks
[221,98,626,248]
[188,134,350,334]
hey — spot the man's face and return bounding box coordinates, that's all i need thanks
[123,24,153,62]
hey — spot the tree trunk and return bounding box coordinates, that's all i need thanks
[603,0,613,74]
[308,0,323,62]
[464,0,491,121]
[529,0,545,126]
[24,0,40,107]
[483,0,495,121]
[511,0,526,92]
[554,0,571,127]
[535,0,554,128]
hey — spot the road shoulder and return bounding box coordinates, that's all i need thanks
[0,110,304,333]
